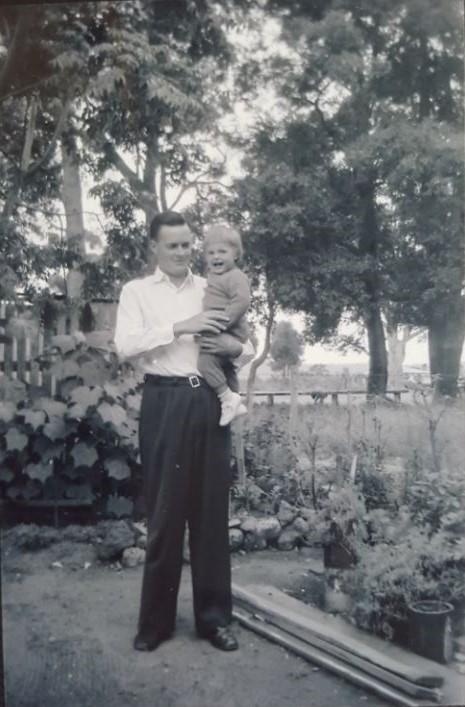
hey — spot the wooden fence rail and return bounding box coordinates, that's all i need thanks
[247,389,410,405]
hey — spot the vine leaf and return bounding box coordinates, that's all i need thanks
[0,467,14,483]
[69,385,103,407]
[25,461,53,484]
[24,409,47,430]
[106,495,133,518]
[65,483,94,500]
[36,398,67,418]
[43,416,67,441]
[0,402,16,423]
[104,457,131,480]
[71,442,98,468]
[66,403,89,420]
[6,428,28,452]
[49,334,77,354]
[97,402,127,427]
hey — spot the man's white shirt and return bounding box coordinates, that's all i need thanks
[114,267,209,376]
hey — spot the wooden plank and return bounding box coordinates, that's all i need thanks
[232,584,444,689]
[234,601,440,701]
[233,608,432,707]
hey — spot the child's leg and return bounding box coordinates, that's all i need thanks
[198,340,246,426]
[197,351,228,394]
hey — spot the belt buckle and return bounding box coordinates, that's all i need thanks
[189,375,201,388]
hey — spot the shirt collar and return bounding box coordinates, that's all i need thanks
[151,266,194,288]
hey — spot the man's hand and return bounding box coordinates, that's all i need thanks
[174,310,229,337]
[199,333,243,358]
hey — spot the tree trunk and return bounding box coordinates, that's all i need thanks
[365,307,388,396]
[357,174,388,396]
[428,300,465,398]
[289,365,299,447]
[386,324,409,389]
[61,136,85,331]
[245,300,276,409]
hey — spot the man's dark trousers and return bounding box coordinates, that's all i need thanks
[137,374,232,641]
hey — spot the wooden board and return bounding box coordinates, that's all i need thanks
[233,608,432,707]
[232,583,444,689]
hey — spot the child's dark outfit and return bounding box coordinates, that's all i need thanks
[198,267,251,395]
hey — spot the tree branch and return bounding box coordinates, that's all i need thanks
[26,96,72,176]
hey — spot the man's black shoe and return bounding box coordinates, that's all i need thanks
[133,632,172,652]
[204,626,238,651]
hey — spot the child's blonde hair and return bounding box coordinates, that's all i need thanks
[204,224,243,260]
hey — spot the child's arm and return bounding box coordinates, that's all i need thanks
[223,270,251,327]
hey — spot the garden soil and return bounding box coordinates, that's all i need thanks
[1,537,390,707]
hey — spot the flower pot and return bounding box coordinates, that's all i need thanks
[408,600,454,664]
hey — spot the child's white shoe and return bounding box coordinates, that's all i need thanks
[219,391,247,426]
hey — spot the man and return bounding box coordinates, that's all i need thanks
[114,211,242,652]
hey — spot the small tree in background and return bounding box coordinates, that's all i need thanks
[270,320,304,380]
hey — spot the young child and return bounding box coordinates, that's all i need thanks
[198,225,251,426]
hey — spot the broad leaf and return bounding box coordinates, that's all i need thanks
[36,399,67,418]
[0,402,16,423]
[50,359,81,379]
[0,467,14,483]
[33,436,63,464]
[104,457,131,480]
[106,495,133,518]
[66,403,89,420]
[5,429,28,452]
[25,461,53,484]
[23,409,46,430]
[49,334,77,354]
[43,475,67,500]
[43,416,67,441]
[69,385,103,408]
[79,361,108,386]
[71,442,98,468]
[64,483,94,500]
[125,393,142,411]
[97,402,127,427]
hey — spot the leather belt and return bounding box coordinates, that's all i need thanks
[143,374,204,389]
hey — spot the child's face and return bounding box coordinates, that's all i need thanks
[205,240,237,275]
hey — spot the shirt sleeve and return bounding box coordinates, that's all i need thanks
[223,270,251,327]
[113,282,175,360]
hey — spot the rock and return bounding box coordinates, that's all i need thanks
[7,524,59,551]
[240,516,258,533]
[122,547,146,568]
[243,533,267,552]
[94,520,135,561]
[297,507,316,523]
[62,525,96,543]
[228,517,242,529]
[277,528,301,550]
[277,501,297,527]
[132,521,147,537]
[255,517,281,541]
[136,534,147,550]
[292,517,310,535]
[229,528,244,551]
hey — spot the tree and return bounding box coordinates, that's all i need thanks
[225,0,463,396]
[270,320,303,378]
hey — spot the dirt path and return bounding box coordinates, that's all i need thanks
[2,538,390,707]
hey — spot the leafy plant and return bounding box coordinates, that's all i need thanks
[0,337,143,518]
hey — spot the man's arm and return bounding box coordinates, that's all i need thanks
[114,282,229,360]
[114,283,173,360]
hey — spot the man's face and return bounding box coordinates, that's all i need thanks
[152,224,193,280]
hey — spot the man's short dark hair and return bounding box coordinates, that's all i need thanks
[149,211,187,241]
